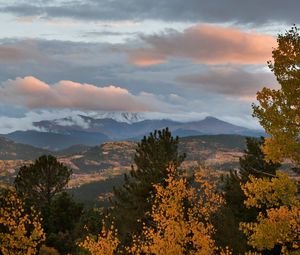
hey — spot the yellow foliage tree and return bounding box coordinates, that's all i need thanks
[79,223,119,255]
[240,172,300,254]
[129,166,224,255]
[0,190,45,255]
[79,166,227,255]
[252,26,300,164]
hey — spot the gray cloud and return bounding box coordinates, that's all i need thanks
[177,66,279,98]
[1,0,300,24]
[0,40,44,62]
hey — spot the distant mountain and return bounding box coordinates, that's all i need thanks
[33,116,179,140]
[177,117,260,135]
[0,137,49,160]
[1,115,264,150]
[3,130,109,151]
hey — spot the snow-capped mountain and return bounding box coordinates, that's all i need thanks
[1,114,265,150]
[91,112,144,124]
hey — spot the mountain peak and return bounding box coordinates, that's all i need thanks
[91,112,144,124]
[203,116,219,121]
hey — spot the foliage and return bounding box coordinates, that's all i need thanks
[14,155,72,207]
[240,172,300,254]
[79,222,119,255]
[128,165,223,255]
[239,137,280,181]
[214,137,280,254]
[0,189,45,255]
[44,192,84,254]
[38,245,59,255]
[111,128,186,243]
[252,26,300,164]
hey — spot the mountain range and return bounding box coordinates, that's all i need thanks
[0,114,264,150]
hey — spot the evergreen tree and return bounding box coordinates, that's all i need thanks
[111,128,186,244]
[14,155,72,208]
[45,192,83,255]
[239,137,280,181]
[14,155,77,254]
[214,137,280,255]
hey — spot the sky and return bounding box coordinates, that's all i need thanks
[0,0,298,133]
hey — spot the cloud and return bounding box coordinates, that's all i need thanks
[176,66,279,98]
[129,25,276,66]
[0,41,42,62]
[1,0,300,25]
[0,76,152,111]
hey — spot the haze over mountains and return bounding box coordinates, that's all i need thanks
[0,113,264,151]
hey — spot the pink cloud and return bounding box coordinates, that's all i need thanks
[0,76,149,111]
[129,24,276,66]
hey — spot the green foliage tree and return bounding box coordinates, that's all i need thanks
[252,25,300,165]
[111,128,186,245]
[45,192,83,255]
[14,155,80,254]
[14,155,72,207]
[239,137,280,181]
[214,137,280,254]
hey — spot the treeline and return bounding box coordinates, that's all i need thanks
[1,27,300,255]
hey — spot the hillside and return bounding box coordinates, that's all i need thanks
[0,137,49,160]
[0,134,248,207]
[60,134,246,174]
[3,130,109,151]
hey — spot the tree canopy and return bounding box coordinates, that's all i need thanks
[252,26,300,165]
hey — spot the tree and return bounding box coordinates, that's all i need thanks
[111,128,186,244]
[79,223,119,255]
[214,137,280,254]
[239,137,280,181]
[14,155,72,207]
[0,189,45,255]
[14,155,75,254]
[45,192,83,255]
[129,166,223,255]
[252,26,300,165]
[80,166,226,255]
[240,172,300,254]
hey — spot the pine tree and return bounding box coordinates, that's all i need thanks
[239,137,280,181]
[110,128,186,245]
[14,155,72,208]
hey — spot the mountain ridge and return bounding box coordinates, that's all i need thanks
[1,115,265,150]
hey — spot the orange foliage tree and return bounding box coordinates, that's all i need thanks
[0,189,45,255]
